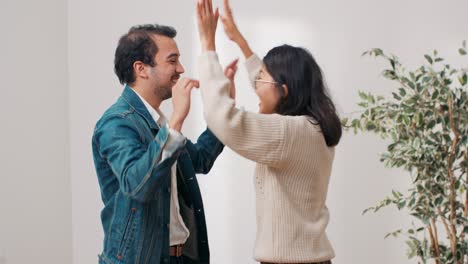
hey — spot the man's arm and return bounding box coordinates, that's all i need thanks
[185,129,224,174]
[95,116,179,203]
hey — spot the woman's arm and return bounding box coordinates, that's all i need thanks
[197,0,290,167]
[198,51,289,167]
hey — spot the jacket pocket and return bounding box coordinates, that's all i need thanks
[116,207,137,261]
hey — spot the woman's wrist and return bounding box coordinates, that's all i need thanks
[236,37,253,58]
[202,39,216,51]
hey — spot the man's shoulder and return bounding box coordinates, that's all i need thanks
[94,97,138,130]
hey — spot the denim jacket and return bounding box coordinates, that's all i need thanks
[92,86,224,264]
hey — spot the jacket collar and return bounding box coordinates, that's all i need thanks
[121,85,159,130]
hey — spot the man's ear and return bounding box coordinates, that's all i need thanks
[133,61,148,80]
[282,84,289,97]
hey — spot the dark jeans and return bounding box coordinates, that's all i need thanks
[170,256,184,264]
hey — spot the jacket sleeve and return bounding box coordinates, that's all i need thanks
[185,128,224,174]
[94,115,184,202]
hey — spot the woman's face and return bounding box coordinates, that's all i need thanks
[255,65,282,114]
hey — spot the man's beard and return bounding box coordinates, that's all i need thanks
[155,74,179,100]
[155,85,172,101]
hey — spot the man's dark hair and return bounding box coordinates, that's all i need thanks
[114,24,177,85]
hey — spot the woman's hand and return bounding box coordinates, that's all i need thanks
[224,58,239,99]
[220,0,243,43]
[220,0,253,58]
[196,0,219,51]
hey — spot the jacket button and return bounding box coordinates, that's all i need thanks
[167,187,171,193]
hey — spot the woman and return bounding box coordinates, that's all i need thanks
[196,0,341,263]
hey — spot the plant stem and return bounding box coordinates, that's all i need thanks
[437,207,453,247]
[427,222,440,264]
[461,150,467,264]
[431,218,441,263]
[447,95,460,263]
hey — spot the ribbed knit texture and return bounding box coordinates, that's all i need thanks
[198,51,335,263]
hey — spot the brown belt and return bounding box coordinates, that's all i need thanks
[169,244,184,257]
[261,261,331,264]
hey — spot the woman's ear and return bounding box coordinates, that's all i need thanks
[282,84,289,97]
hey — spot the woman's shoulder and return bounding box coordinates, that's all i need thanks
[250,113,322,136]
[282,115,321,131]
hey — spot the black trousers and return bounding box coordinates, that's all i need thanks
[170,256,184,264]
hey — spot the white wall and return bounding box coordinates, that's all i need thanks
[0,0,72,264]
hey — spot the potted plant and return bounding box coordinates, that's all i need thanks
[344,42,467,264]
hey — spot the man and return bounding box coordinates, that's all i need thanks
[92,24,224,264]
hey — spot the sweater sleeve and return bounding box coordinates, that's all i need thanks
[198,51,289,168]
[244,53,263,89]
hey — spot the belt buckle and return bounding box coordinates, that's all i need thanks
[176,244,183,257]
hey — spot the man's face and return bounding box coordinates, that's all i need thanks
[148,34,185,100]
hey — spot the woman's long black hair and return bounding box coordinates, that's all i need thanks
[263,45,342,147]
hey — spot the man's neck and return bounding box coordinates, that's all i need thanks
[131,84,162,110]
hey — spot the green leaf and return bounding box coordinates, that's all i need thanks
[422,76,432,83]
[427,120,436,129]
[358,91,368,100]
[362,207,374,215]
[366,121,377,130]
[399,88,407,97]
[443,134,452,142]
[403,116,411,126]
[397,200,406,209]
[389,59,396,70]
[383,70,397,80]
[458,73,467,86]
[373,48,384,56]
[341,118,349,126]
[358,102,368,108]
[388,143,397,151]
[459,48,467,56]
[424,54,433,64]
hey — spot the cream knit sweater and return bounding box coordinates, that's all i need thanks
[198,51,335,263]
